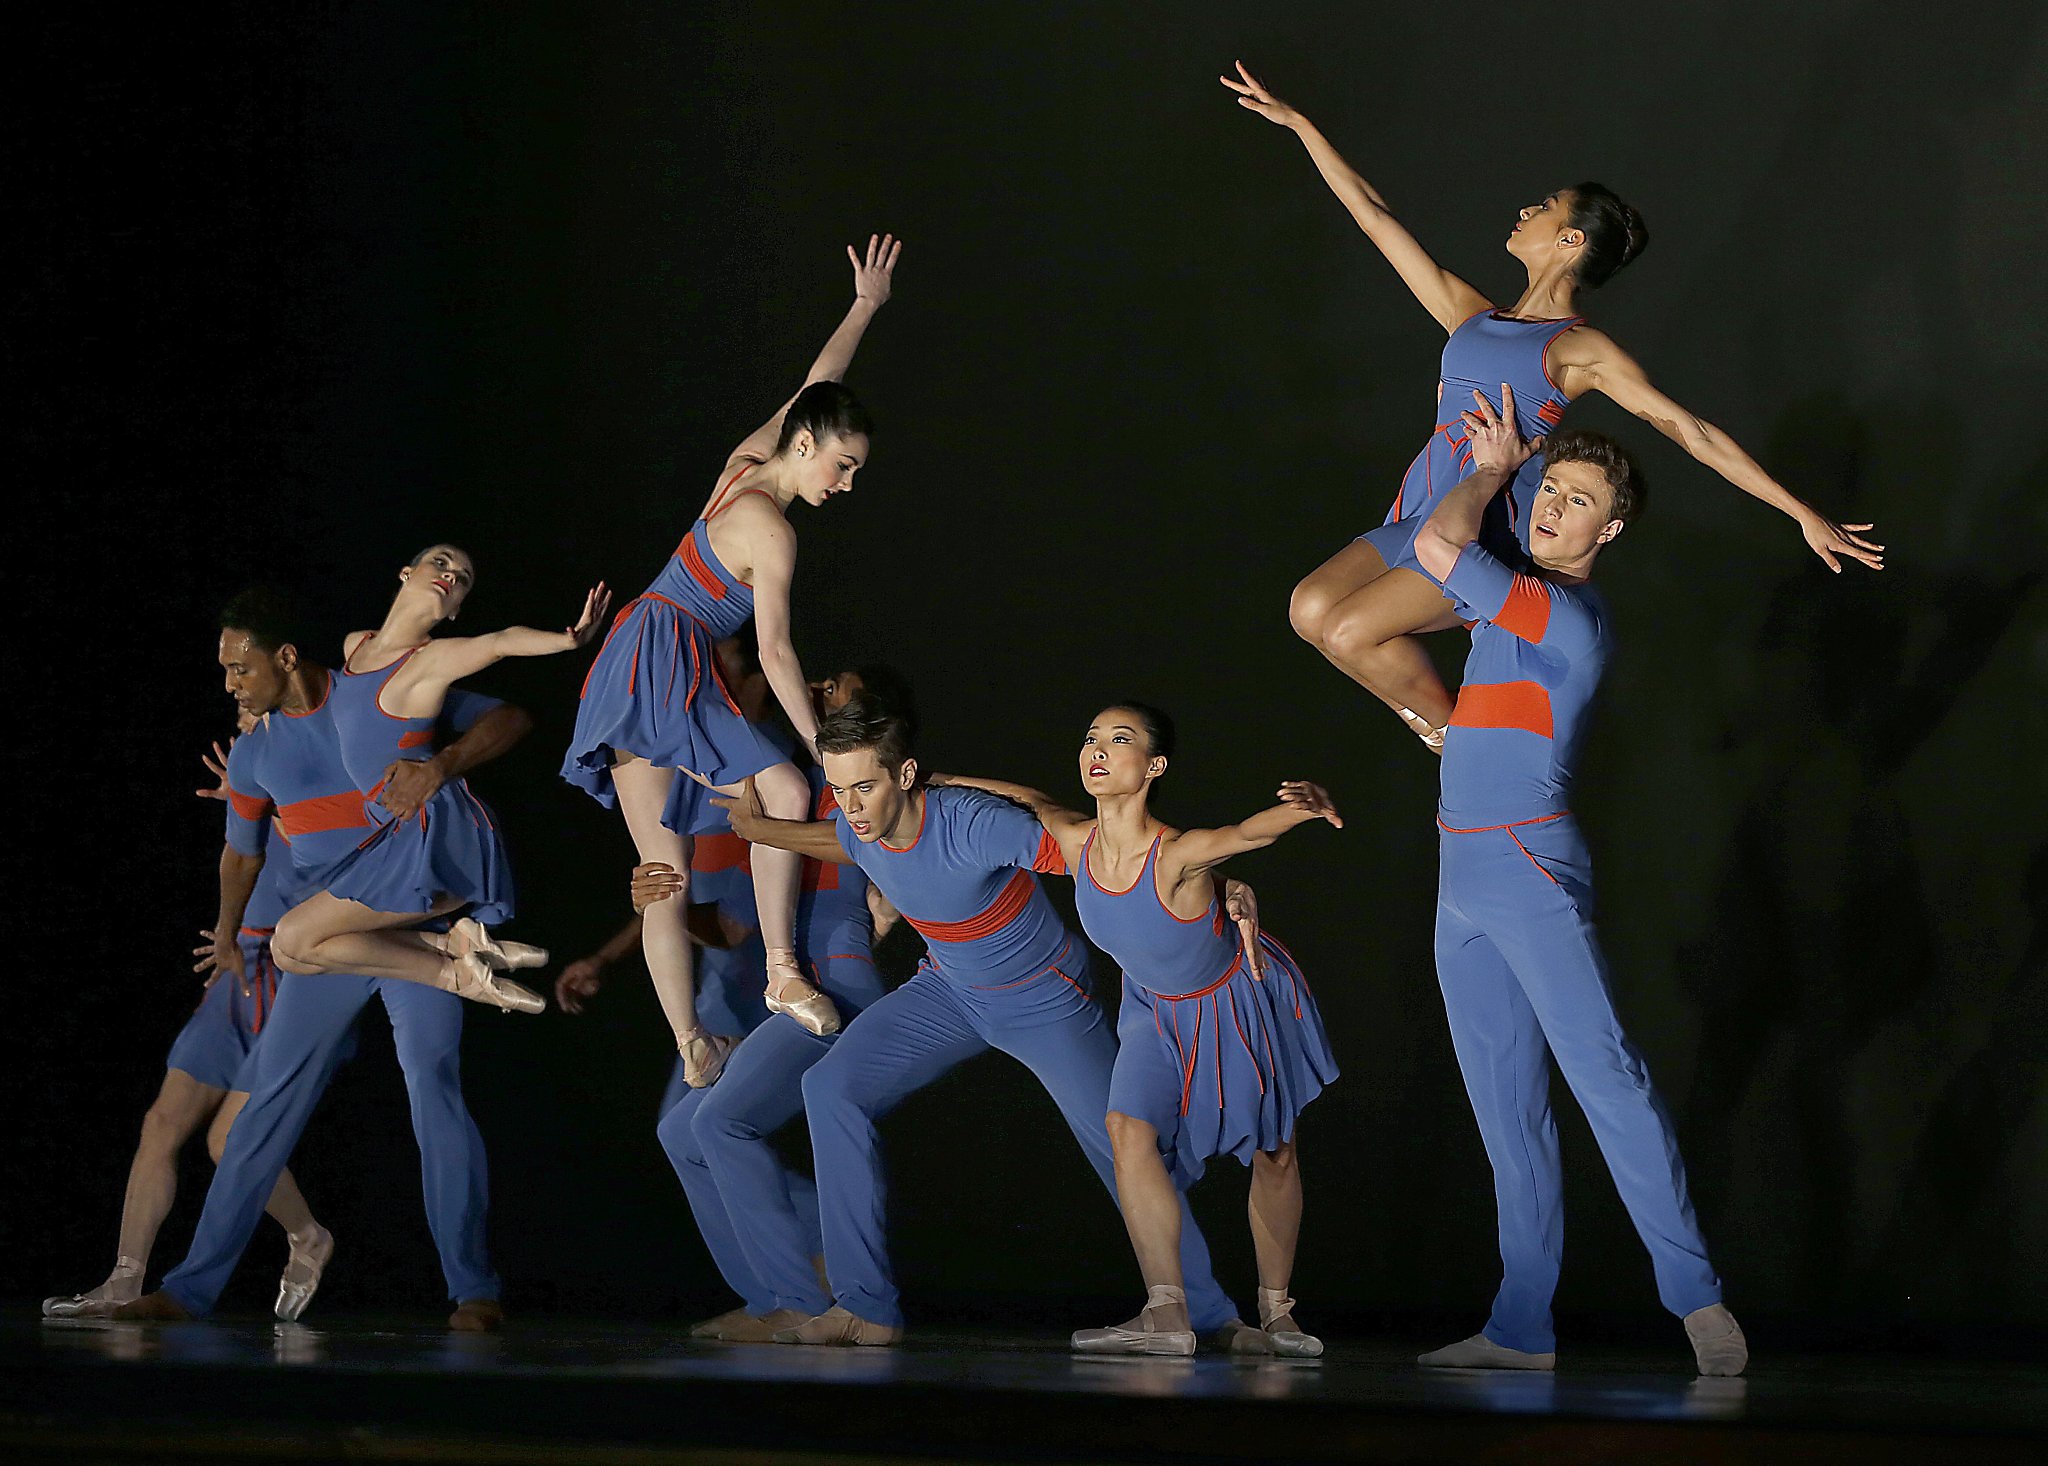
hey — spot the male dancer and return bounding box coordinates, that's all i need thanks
[116,587,530,1331]
[718,697,1248,1347]
[43,728,330,1320]
[1411,387,1746,1376]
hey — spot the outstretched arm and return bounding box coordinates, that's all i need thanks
[924,772,1093,849]
[1221,62,1489,332]
[727,235,901,467]
[1554,329,1883,572]
[1163,784,1344,878]
[712,776,854,864]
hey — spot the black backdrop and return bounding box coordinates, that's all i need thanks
[8,0,2047,1343]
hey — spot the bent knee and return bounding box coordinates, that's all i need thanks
[752,760,810,818]
[1288,577,1333,646]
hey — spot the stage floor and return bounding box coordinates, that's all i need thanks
[6,1314,2044,1464]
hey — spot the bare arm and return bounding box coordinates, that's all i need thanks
[867,885,902,941]
[1414,464,1514,583]
[1554,329,1883,572]
[738,506,821,754]
[727,235,901,468]
[1162,784,1344,878]
[383,585,612,717]
[712,776,854,864]
[201,844,264,992]
[1221,62,1489,332]
[924,772,1094,852]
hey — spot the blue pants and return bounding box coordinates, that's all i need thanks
[162,975,499,1314]
[799,954,1238,1331]
[1435,815,1721,1353]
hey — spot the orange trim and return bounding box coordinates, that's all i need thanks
[1436,811,1571,834]
[877,792,927,853]
[1539,316,1585,396]
[905,868,1036,944]
[397,728,434,750]
[1536,397,1566,426]
[1032,828,1067,876]
[1080,831,1153,895]
[227,787,273,823]
[1151,945,1248,1004]
[283,669,332,718]
[238,925,276,939]
[692,831,748,874]
[1494,575,1554,643]
[278,789,371,838]
[679,529,728,601]
[1449,680,1555,740]
[1508,828,1564,889]
[703,461,759,520]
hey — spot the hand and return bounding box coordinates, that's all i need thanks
[922,771,952,788]
[1222,878,1265,982]
[194,928,248,995]
[569,582,613,648]
[554,956,607,1015]
[376,757,446,820]
[1460,383,1539,479]
[196,740,232,801]
[706,775,769,840]
[849,233,902,308]
[1218,60,1304,129]
[631,861,686,915]
[1799,512,1885,574]
[1277,780,1343,829]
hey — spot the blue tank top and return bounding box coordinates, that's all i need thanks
[1073,831,1238,999]
[633,468,763,641]
[1390,309,1582,538]
[330,643,439,798]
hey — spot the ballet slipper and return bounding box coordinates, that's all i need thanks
[274,1226,333,1322]
[43,1257,145,1318]
[1256,1286,1324,1359]
[680,1028,738,1089]
[1416,1332,1555,1370]
[1398,708,1447,753]
[1684,1303,1748,1377]
[452,916,548,971]
[1070,1284,1197,1357]
[1215,1318,1277,1355]
[694,1308,813,1343]
[442,951,544,1013]
[110,1291,194,1323]
[771,1305,902,1347]
[764,949,841,1036]
[448,1298,505,1332]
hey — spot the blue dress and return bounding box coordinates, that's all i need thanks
[319,642,515,925]
[561,469,793,835]
[1074,831,1338,1187]
[1360,308,1582,570]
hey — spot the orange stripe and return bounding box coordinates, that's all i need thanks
[692,831,748,874]
[238,925,276,938]
[1449,680,1554,740]
[904,868,1036,944]
[227,788,273,822]
[1032,829,1066,876]
[679,531,728,601]
[1537,398,1565,426]
[1495,574,1553,643]
[1436,811,1571,834]
[397,729,433,750]
[1508,828,1565,889]
[278,789,372,838]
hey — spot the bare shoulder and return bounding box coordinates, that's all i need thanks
[341,629,375,662]
[711,453,767,500]
[1549,322,1623,367]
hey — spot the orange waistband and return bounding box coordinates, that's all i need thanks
[1436,811,1571,834]
[904,869,1036,944]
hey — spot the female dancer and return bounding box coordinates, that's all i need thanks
[270,544,608,1011]
[1221,62,1883,745]
[936,704,1341,1357]
[563,235,900,1086]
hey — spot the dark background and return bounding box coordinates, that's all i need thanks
[7,0,2046,1346]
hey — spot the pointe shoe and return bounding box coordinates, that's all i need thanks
[1685,1303,1748,1378]
[43,1259,144,1319]
[764,950,841,1036]
[1398,708,1447,754]
[1257,1286,1325,1359]
[444,951,545,1013]
[453,916,549,971]
[449,1297,505,1333]
[1215,1318,1277,1356]
[695,1308,812,1343]
[274,1227,333,1322]
[772,1305,902,1347]
[1071,1284,1197,1357]
[111,1291,194,1323]
[1417,1332,1555,1370]
[680,1028,738,1089]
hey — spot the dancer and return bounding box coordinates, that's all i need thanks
[930,707,1341,1357]
[116,588,529,1329]
[564,237,901,1086]
[1221,61,1882,746]
[270,544,608,1012]
[715,696,1250,1348]
[1409,390,1745,1375]
[43,722,330,1320]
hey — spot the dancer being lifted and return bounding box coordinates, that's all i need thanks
[932,707,1340,1357]
[1221,61,1883,747]
[563,236,901,1085]
[270,545,607,1012]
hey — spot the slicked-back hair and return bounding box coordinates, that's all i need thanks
[776,381,874,454]
[1100,701,1177,761]
[1563,181,1648,291]
[1544,429,1648,524]
[816,693,915,771]
[220,585,307,655]
[409,542,475,570]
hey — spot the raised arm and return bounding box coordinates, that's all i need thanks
[738,506,821,755]
[1551,328,1883,572]
[727,235,901,468]
[383,583,611,718]
[1162,783,1343,879]
[712,775,854,864]
[1221,62,1489,332]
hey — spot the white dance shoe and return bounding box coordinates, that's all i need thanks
[453,916,549,971]
[1417,1332,1556,1370]
[1685,1303,1748,1377]
[444,951,544,1013]
[764,950,841,1036]
[274,1227,333,1322]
